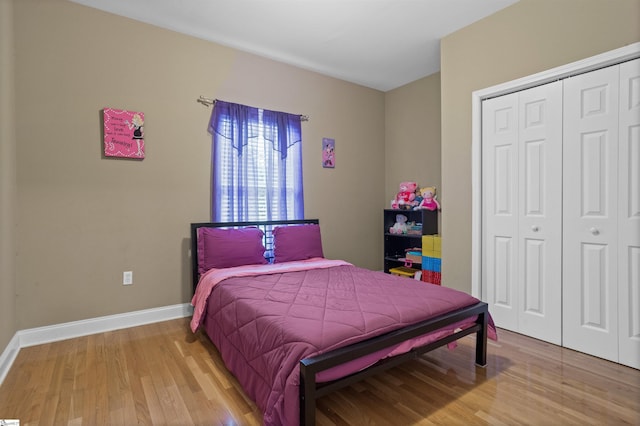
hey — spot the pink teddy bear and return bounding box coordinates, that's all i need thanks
[391,181,418,210]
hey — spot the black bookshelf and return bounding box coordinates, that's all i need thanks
[383,209,437,273]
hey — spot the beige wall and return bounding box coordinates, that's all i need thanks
[384,73,441,229]
[0,0,17,351]
[441,0,640,292]
[11,0,636,342]
[12,0,385,330]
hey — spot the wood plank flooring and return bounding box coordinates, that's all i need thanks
[0,317,638,425]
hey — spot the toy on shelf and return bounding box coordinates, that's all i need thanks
[391,181,418,210]
[389,266,420,279]
[416,186,441,211]
[405,221,422,235]
[413,186,423,208]
[405,249,422,264]
[389,214,408,234]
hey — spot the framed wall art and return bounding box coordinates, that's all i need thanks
[322,137,335,168]
[103,107,145,159]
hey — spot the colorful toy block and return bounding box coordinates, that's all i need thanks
[421,235,442,285]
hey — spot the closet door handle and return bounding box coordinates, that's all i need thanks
[531,226,539,232]
[590,227,600,236]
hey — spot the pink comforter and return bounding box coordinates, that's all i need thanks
[192,259,492,425]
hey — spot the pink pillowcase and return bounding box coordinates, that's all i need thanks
[197,227,268,273]
[273,224,324,263]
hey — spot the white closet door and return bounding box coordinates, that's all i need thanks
[517,82,563,344]
[483,93,519,332]
[563,65,620,362]
[618,58,640,370]
[483,82,562,344]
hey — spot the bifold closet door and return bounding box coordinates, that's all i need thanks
[563,58,640,369]
[483,81,562,345]
[563,64,621,363]
[483,93,519,332]
[617,58,640,369]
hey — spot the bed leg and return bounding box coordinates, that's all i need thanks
[475,310,488,367]
[300,363,316,426]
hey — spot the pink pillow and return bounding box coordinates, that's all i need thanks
[197,227,267,273]
[273,224,324,263]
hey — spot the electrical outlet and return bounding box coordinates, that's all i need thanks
[123,271,133,285]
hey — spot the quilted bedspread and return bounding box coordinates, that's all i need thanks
[194,259,485,425]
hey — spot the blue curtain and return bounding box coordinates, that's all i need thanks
[209,100,304,222]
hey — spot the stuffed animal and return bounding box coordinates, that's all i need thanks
[413,186,423,209]
[391,181,418,209]
[417,186,440,211]
[389,214,408,234]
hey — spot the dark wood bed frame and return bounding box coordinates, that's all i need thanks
[191,220,489,426]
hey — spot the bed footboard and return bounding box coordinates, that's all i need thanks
[299,301,489,426]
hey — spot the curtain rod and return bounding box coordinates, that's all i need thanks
[197,96,309,122]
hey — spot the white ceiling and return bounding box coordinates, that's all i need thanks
[70,0,518,91]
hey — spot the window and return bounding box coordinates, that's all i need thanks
[209,100,304,222]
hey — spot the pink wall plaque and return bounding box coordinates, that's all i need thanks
[103,108,145,159]
[322,137,335,168]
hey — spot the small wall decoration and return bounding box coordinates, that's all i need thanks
[322,137,335,168]
[103,107,145,159]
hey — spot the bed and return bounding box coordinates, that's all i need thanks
[190,219,495,425]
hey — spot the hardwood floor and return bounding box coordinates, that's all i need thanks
[0,317,638,425]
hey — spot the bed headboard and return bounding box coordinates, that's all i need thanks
[190,219,320,294]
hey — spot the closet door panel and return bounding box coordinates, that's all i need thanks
[483,94,519,331]
[618,58,640,369]
[518,81,562,344]
[580,243,610,326]
[563,65,619,362]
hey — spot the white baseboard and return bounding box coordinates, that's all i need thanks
[0,333,20,386]
[0,303,193,386]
